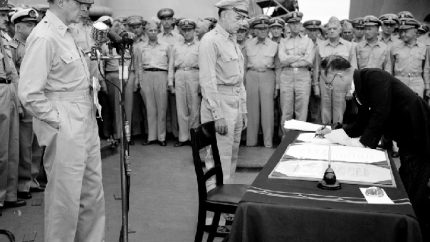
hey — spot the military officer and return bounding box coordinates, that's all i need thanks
[168,19,200,147]
[351,17,365,43]
[391,18,430,98]
[278,11,314,131]
[199,0,248,184]
[313,17,357,125]
[341,20,354,42]
[138,20,171,146]
[0,0,24,211]
[356,15,392,72]
[244,15,277,147]
[303,19,323,124]
[157,8,183,141]
[270,17,284,44]
[18,0,105,241]
[379,13,402,47]
[236,20,249,54]
[9,8,40,200]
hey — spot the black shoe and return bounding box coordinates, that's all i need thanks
[4,200,26,208]
[30,186,45,193]
[142,140,156,145]
[17,192,32,200]
[159,141,167,146]
[174,141,190,147]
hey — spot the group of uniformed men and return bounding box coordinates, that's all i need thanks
[1,0,430,240]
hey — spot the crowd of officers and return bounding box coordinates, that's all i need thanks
[1,0,430,214]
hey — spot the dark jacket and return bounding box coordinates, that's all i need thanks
[344,69,430,156]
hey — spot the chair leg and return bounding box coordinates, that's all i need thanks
[194,207,206,242]
[207,212,221,242]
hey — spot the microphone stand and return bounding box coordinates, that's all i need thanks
[91,43,132,242]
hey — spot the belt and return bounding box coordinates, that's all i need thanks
[0,78,11,84]
[247,68,274,72]
[45,89,92,101]
[283,67,309,72]
[144,68,167,72]
[176,67,199,71]
[217,84,242,95]
[395,72,423,78]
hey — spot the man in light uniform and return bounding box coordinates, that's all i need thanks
[168,19,200,147]
[313,17,357,125]
[341,20,354,42]
[9,8,40,200]
[351,17,365,43]
[18,0,105,241]
[278,11,314,131]
[157,8,183,142]
[355,15,392,72]
[379,14,402,48]
[0,0,25,212]
[391,18,430,99]
[138,20,171,146]
[244,15,278,148]
[270,17,284,44]
[199,0,247,183]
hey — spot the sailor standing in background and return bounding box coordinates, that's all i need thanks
[9,8,40,200]
[199,0,248,183]
[18,0,105,240]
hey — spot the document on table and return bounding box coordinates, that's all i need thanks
[296,133,335,145]
[284,119,326,132]
[359,187,394,204]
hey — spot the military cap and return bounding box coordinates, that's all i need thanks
[398,18,420,30]
[418,25,429,34]
[303,19,321,29]
[157,8,174,19]
[178,18,196,30]
[97,16,114,27]
[270,17,285,28]
[0,0,10,11]
[75,0,94,3]
[238,19,249,30]
[284,11,303,23]
[250,15,270,28]
[379,13,399,25]
[215,0,249,18]
[11,8,38,24]
[397,11,414,19]
[351,17,365,28]
[127,15,144,26]
[363,15,381,27]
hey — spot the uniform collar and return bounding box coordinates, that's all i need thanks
[184,39,196,46]
[161,31,174,37]
[364,40,381,47]
[326,38,345,47]
[147,40,160,46]
[214,23,230,40]
[403,40,419,48]
[46,10,69,37]
[287,33,303,39]
[256,37,268,45]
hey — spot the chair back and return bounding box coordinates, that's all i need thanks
[190,121,224,202]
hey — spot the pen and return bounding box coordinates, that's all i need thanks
[315,125,327,138]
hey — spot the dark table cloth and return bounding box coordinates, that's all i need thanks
[228,131,422,242]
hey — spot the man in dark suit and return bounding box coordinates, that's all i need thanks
[318,55,430,240]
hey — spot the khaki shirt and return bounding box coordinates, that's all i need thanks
[391,41,430,89]
[137,40,171,80]
[199,24,246,120]
[245,37,278,70]
[158,31,184,47]
[355,40,392,73]
[278,34,314,68]
[418,33,430,47]
[168,40,200,86]
[379,35,401,48]
[8,37,25,74]
[18,10,90,124]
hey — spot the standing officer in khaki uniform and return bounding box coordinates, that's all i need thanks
[391,18,430,98]
[356,15,392,72]
[168,19,200,147]
[138,20,171,146]
[0,0,25,211]
[379,14,402,48]
[157,8,183,141]
[199,0,248,184]
[351,17,365,43]
[278,11,314,131]
[244,15,278,148]
[270,17,285,44]
[18,0,106,241]
[9,8,40,200]
[313,17,357,125]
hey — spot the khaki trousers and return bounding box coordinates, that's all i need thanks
[245,70,275,147]
[0,84,19,204]
[105,72,122,139]
[280,68,311,132]
[18,109,34,192]
[175,69,201,142]
[140,71,168,142]
[201,86,243,183]
[34,90,105,242]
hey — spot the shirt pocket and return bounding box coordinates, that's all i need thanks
[60,53,80,64]
[219,51,240,80]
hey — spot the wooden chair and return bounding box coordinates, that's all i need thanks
[190,121,248,242]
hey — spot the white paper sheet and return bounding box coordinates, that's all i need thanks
[330,146,387,163]
[284,144,329,160]
[284,119,326,132]
[296,133,336,145]
[360,187,394,204]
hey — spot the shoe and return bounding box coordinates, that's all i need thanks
[30,186,45,193]
[392,152,400,158]
[174,141,190,147]
[17,192,32,200]
[159,141,167,146]
[142,140,156,146]
[4,200,26,208]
